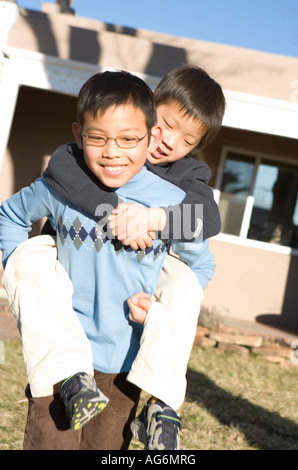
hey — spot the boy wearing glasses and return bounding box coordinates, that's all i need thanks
[0,70,216,450]
[42,65,225,450]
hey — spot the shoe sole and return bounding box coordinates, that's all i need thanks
[71,398,108,431]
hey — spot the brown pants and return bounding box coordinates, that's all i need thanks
[23,371,141,450]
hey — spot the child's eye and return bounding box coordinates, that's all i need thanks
[163,119,172,129]
[120,137,135,142]
[90,135,105,142]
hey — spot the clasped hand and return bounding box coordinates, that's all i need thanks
[107,203,156,251]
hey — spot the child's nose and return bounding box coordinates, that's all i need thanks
[103,139,120,157]
[163,134,176,150]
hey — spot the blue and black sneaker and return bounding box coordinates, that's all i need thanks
[59,372,109,431]
[130,398,182,450]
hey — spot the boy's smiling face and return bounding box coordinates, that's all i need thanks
[73,104,151,188]
[147,101,206,165]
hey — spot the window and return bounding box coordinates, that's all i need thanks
[215,149,298,249]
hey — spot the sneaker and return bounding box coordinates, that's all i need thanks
[130,398,182,450]
[59,372,109,431]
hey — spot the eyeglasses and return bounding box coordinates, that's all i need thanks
[81,132,148,149]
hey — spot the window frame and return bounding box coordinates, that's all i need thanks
[213,145,298,257]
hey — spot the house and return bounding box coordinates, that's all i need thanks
[1,1,298,329]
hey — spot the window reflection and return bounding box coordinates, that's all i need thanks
[248,162,298,248]
[217,152,298,249]
[218,154,254,236]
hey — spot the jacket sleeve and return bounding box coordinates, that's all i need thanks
[160,162,221,241]
[43,143,122,218]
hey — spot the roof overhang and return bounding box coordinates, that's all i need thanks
[3,45,298,141]
[224,89,298,140]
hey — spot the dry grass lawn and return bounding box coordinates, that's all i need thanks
[1,340,298,450]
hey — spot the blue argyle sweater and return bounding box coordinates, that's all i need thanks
[0,167,215,373]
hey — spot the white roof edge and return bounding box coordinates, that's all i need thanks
[223,90,298,140]
[3,45,298,140]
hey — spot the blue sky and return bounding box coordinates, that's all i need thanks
[18,0,298,57]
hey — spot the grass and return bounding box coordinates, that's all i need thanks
[1,340,298,450]
[0,341,28,450]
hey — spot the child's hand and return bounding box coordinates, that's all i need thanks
[127,235,153,251]
[127,291,153,324]
[108,203,167,251]
[108,204,154,250]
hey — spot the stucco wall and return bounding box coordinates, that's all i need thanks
[203,238,297,330]
[7,6,298,103]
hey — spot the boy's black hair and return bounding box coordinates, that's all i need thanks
[77,70,157,133]
[154,64,226,153]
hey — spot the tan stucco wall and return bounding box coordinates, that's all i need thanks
[7,6,298,103]
[203,239,297,330]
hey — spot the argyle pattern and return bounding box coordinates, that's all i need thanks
[57,215,168,261]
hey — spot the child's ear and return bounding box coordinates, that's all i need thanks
[148,125,162,154]
[72,122,83,149]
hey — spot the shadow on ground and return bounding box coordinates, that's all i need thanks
[186,367,298,450]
